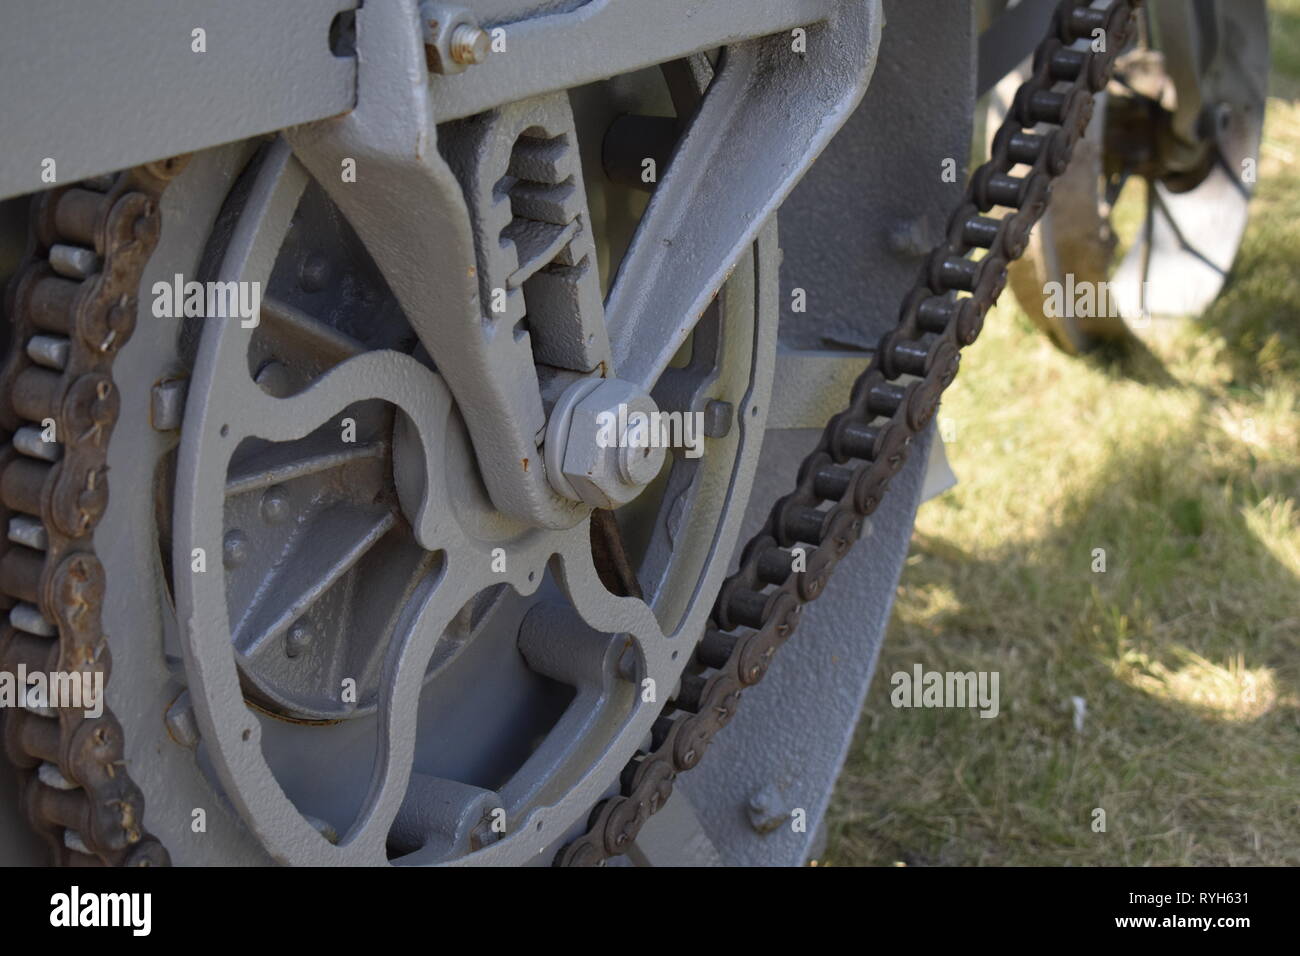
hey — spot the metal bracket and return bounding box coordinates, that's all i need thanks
[287,0,882,528]
[286,0,583,529]
[605,1,883,394]
[427,0,842,123]
[438,91,610,373]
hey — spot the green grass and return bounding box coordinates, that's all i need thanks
[823,1,1300,867]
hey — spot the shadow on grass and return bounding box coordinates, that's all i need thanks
[1196,197,1300,388]
[826,0,1300,867]
[1082,331,1181,388]
[827,410,1300,866]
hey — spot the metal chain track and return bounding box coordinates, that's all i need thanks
[0,157,189,865]
[0,0,1138,867]
[554,0,1142,865]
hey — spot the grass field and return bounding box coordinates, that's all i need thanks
[824,1,1300,866]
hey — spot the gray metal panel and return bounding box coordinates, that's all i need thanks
[777,0,975,352]
[977,0,1056,97]
[768,348,871,430]
[0,0,356,201]
[626,787,725,867]
[680,424,934,866]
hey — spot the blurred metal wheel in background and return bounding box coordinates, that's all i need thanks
[992,0,1269,353]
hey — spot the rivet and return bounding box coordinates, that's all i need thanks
[223,530,248,569]
[261,485,291,525]
[286,621,313,658]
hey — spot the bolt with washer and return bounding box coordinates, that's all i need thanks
[544,378,667,511]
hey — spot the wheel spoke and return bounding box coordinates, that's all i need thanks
[260,296,366,363]
[231,503,397,656]
[503,596,640,814]
[605,3,877,390]
[213,349,455,551]
[389,775,503,862]
[1149,185,1228,276]
[1138,179,1155,316]
[1101,167,1131,216]
[341,540,445,698]
[1113,170,1247,320]
[225,439,385,497]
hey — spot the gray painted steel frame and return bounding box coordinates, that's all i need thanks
[0,0,357,201]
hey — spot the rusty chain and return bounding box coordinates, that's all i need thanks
[0,158,189,865]
[554,0,1143,865]
[0,0,1139,867]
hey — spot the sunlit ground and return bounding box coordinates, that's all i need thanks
[825,0,1300,866]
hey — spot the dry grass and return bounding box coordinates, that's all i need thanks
[824,0,1300,866]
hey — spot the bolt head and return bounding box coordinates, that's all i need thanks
[746,783,791,835]
[619,441,661,486]
[556,379,666,510]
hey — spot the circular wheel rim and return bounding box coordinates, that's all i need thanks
[996,0,1269,353]
[103,125,775,864]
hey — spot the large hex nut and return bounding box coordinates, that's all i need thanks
[546,379,667,510]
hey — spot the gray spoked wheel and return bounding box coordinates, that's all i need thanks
[90,0,880,865]
[187,147,769,868]
[994,0,1268,354]
[106,137,770,865]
